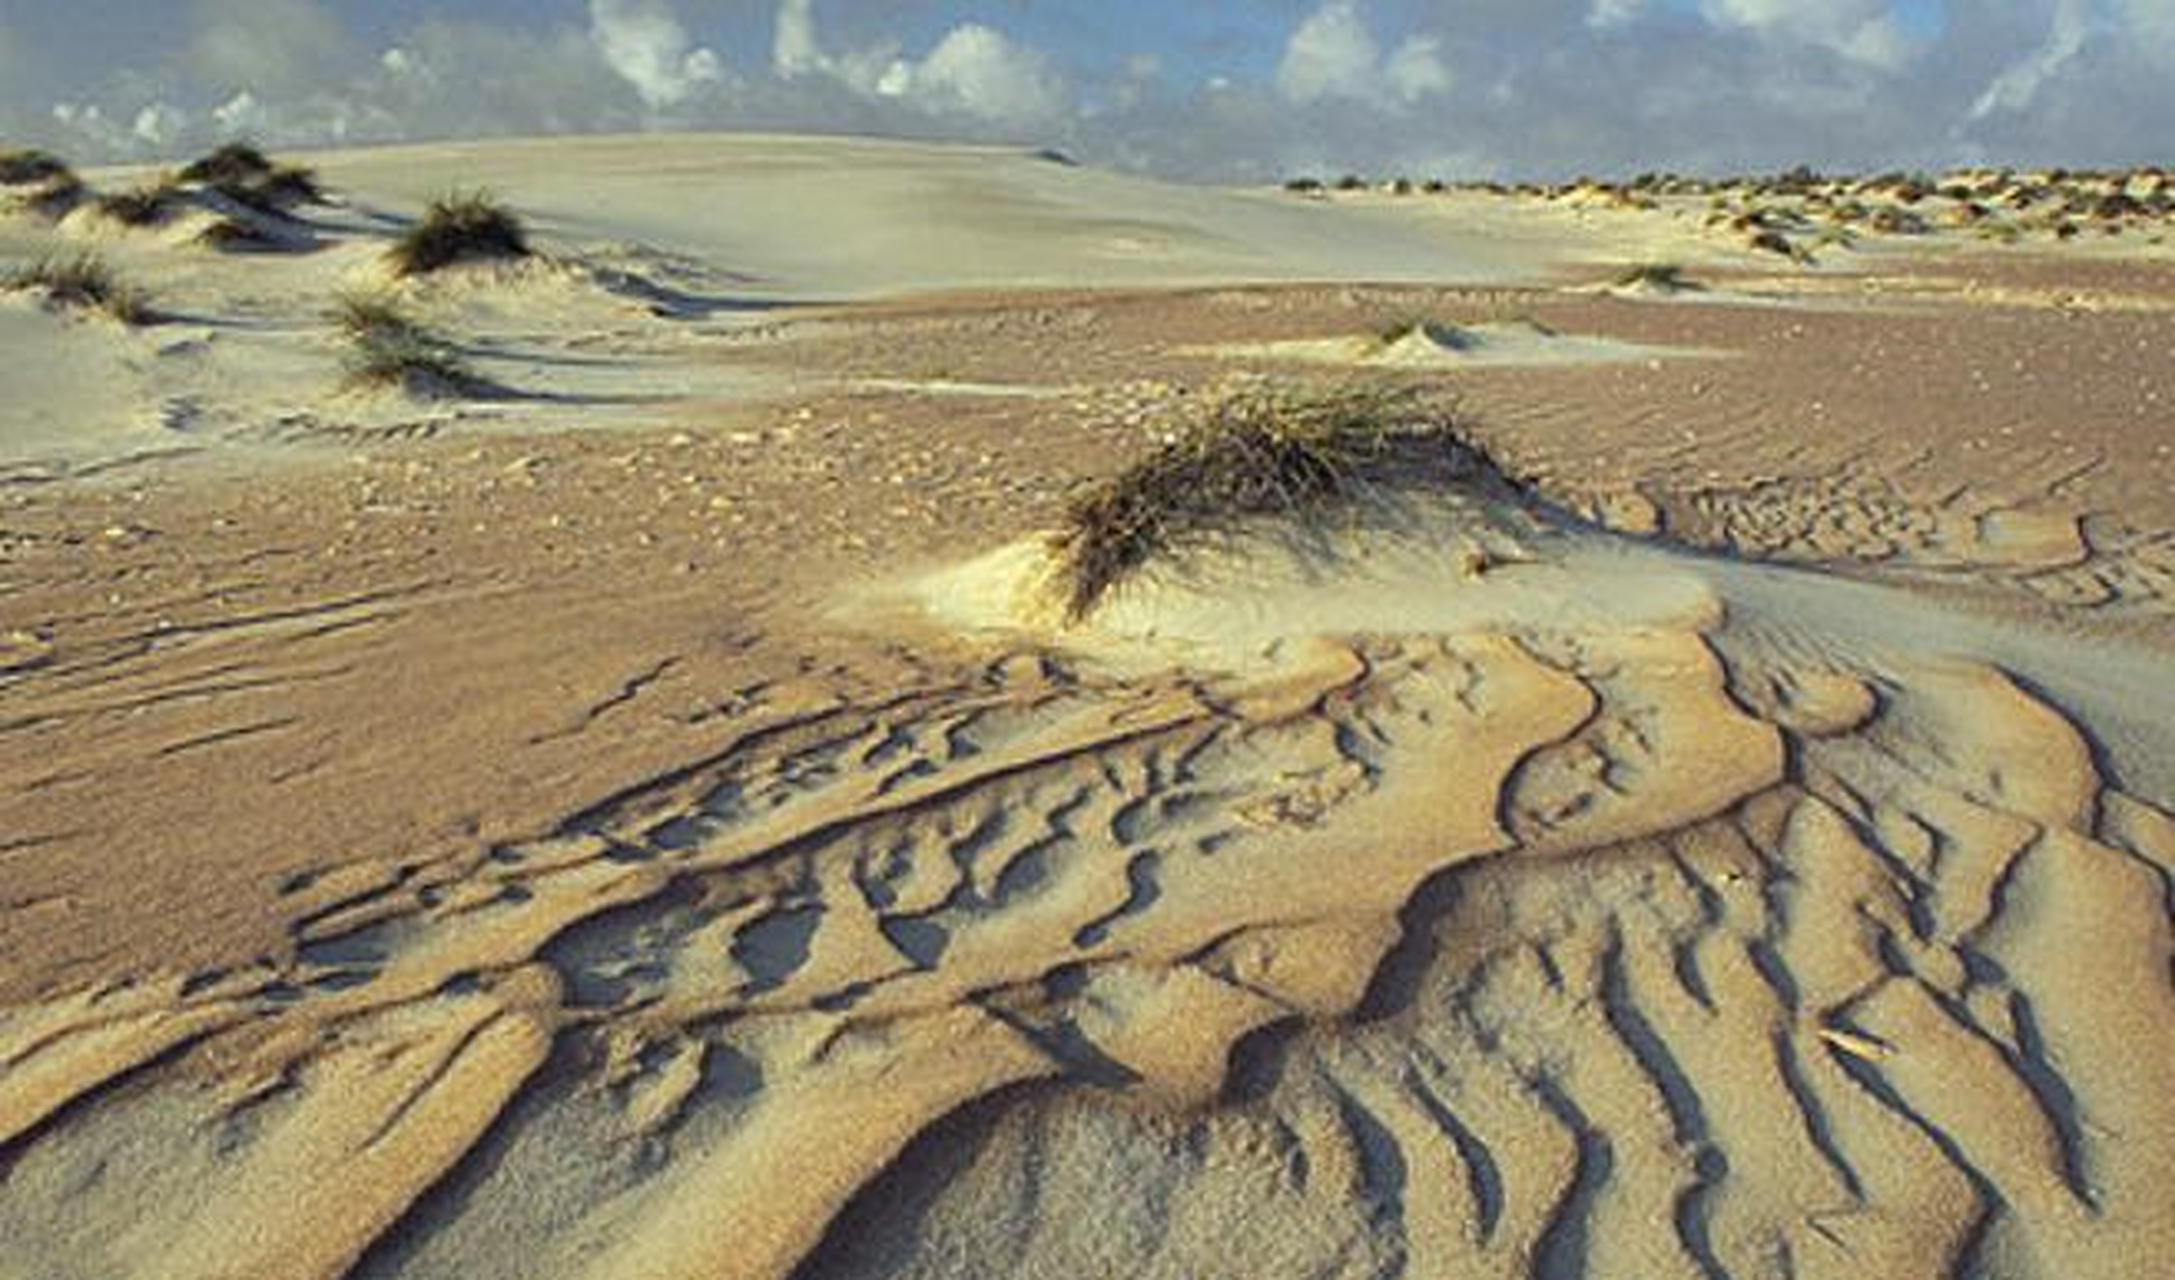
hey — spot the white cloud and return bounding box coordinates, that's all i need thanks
[878,24,1066,124]
[1277,2,1451,106]
[1968,0,2092,120]
[774,0,824,79]
[589,0,722,111]
[1701,0,1917,69]
[212,90,268,135]
[132,102,188,145]
[1385,36,1452,100]
[8,0,2175,182]
[1277,2,1378,103]
[772,1,1066,126]
[1587,0,1649,29]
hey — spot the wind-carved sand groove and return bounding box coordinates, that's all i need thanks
[3,563,2173,1277]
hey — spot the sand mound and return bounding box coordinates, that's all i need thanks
[1198,319,1687,371]
[4,488,2171,1280]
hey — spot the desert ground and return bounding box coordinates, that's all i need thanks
[1,134,2172,1279]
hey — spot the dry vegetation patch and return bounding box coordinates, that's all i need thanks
[180,142,324,213]
[1047,387,1508,621]
[387,193,531,276]
[333,292,484,397]
[3,253,154,324]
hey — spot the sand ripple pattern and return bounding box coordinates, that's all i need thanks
[1,616,2171,1279]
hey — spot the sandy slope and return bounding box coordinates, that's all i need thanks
[2,135,2173,1280]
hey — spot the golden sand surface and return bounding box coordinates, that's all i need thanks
[2,136,2172,1279]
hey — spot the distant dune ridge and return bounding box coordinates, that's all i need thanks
[1,134,2173,1279]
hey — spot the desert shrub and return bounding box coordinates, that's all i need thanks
[179,143,274,186]
[386,192,530,276]
[179,143,324,212]
[1045,387,1505,621]
[196,217,282,251]
[333,292,480,395]
[0,150,71,186]
[1614,262,1695,291]
[94,178,184,227]
[10,172,85,219]
[3,253,153,324]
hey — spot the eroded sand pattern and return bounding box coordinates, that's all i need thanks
[3,135,2173,1280]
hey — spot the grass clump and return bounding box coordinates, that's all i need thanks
[9,171,85,219]
[179,143,323,212]
[1046,387,1502,622]
[333,292,481,396]
[387,192,530,276]
[179,142,276,186]
[196,218,274,251]
[1613,262,1696,292]
[3,253,153,324]
[0,149,72,186]
[94,178,184,227]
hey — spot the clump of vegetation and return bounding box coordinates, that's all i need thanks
[93,178,184,227]
[3,253,154,324]
[386,192,530,276]
[0,149,72,187]
[179,142,276,187]
[1613,262,1696,292]
[1045,387,1505,621]
[15,172,87,219]
[333,292,482,396]
[1374,317,1476,350]
[196,216,283,251]
[178,142,324,213]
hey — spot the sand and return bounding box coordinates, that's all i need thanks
[2,133,2173,1280]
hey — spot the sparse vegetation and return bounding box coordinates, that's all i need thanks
[93,178,184,227]
[387,192,531,276]
[196,217,283,251]
[179,142,275,186]
[3,254,153,324]
[8,170,86,220]
[180,143,324,212]
[1374,317,1473,350]
[333,292,482,396]
[1614,262,1695,292]
[0,149,72,186]
[1046,387,1505,621]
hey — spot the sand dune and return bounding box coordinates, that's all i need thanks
[3,135,2173,1280]
[5,484,2171,1279]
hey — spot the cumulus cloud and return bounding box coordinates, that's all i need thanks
[1700,0,1916,69]
[588,0,722,111]
[1968,0,2092,121]
[877,24,1066,124]
[1276,1,1450,107]
[771,0,1066,127]
[7,1,2175,181]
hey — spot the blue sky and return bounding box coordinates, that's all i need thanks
[1,1,2169,178]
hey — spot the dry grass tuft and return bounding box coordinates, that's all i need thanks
[1614,262,1696,291]
[333,292,482,396]
[196,217,284,252]
[387,192,530,276]
[3,253,154,324]
[0,149,72,186]
[181,143,324,212]
[10,171,86,220]
[94,178,185,227]
[1046,387,1506,622]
